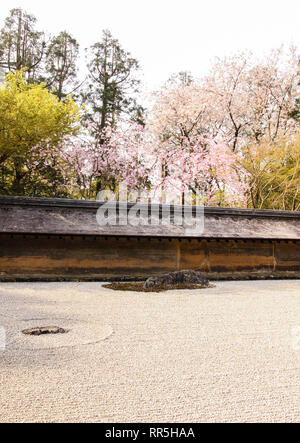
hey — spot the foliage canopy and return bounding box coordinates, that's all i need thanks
[0,70,81,195]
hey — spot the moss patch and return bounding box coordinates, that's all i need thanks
[102,282,212,293]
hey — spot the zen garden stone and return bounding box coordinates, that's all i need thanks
[144,270,210,289]
[22,326,69,336]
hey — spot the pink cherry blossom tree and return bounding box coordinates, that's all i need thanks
[203,46,299,150]
[79,120,248,206]
[152,132,248,207]
[149,47,299,154]
[61,122,154,199]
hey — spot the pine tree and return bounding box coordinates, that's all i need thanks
[45,31,79,101]
[83,30,143,133]
[0,8,45,82]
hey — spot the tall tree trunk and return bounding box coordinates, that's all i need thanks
[12,160,26,195]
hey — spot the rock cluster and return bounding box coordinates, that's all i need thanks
[144,270,210,289]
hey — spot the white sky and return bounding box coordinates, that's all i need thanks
[1,0,299,93]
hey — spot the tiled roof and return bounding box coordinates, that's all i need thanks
[0,195,300,239]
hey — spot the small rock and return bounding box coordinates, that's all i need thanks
[22,326,69,336]
[144,270,210,289]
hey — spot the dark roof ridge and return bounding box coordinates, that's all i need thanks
[0,195,299,220]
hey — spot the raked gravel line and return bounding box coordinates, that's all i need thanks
[0,280,299,423]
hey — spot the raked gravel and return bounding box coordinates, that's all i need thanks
[0,280,299,423]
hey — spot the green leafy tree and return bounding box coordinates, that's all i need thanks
[289,71,300,123]
[45,31,80,101]
[241,135,300,210]
[0,70,81,195]
[289,97,300,123]
[83,30,143,133]
[0,8,46,82]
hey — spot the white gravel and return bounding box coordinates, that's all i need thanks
[0,280,300,423]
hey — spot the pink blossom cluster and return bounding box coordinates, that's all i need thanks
[153,133,248,206]
[29,120,249,205]
[93,122,153,190]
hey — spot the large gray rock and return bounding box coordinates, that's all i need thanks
[144,270,210,289]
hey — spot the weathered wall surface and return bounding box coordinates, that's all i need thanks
[1,195,300,239]
[0,234,299,281]
[1,196,299,281]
